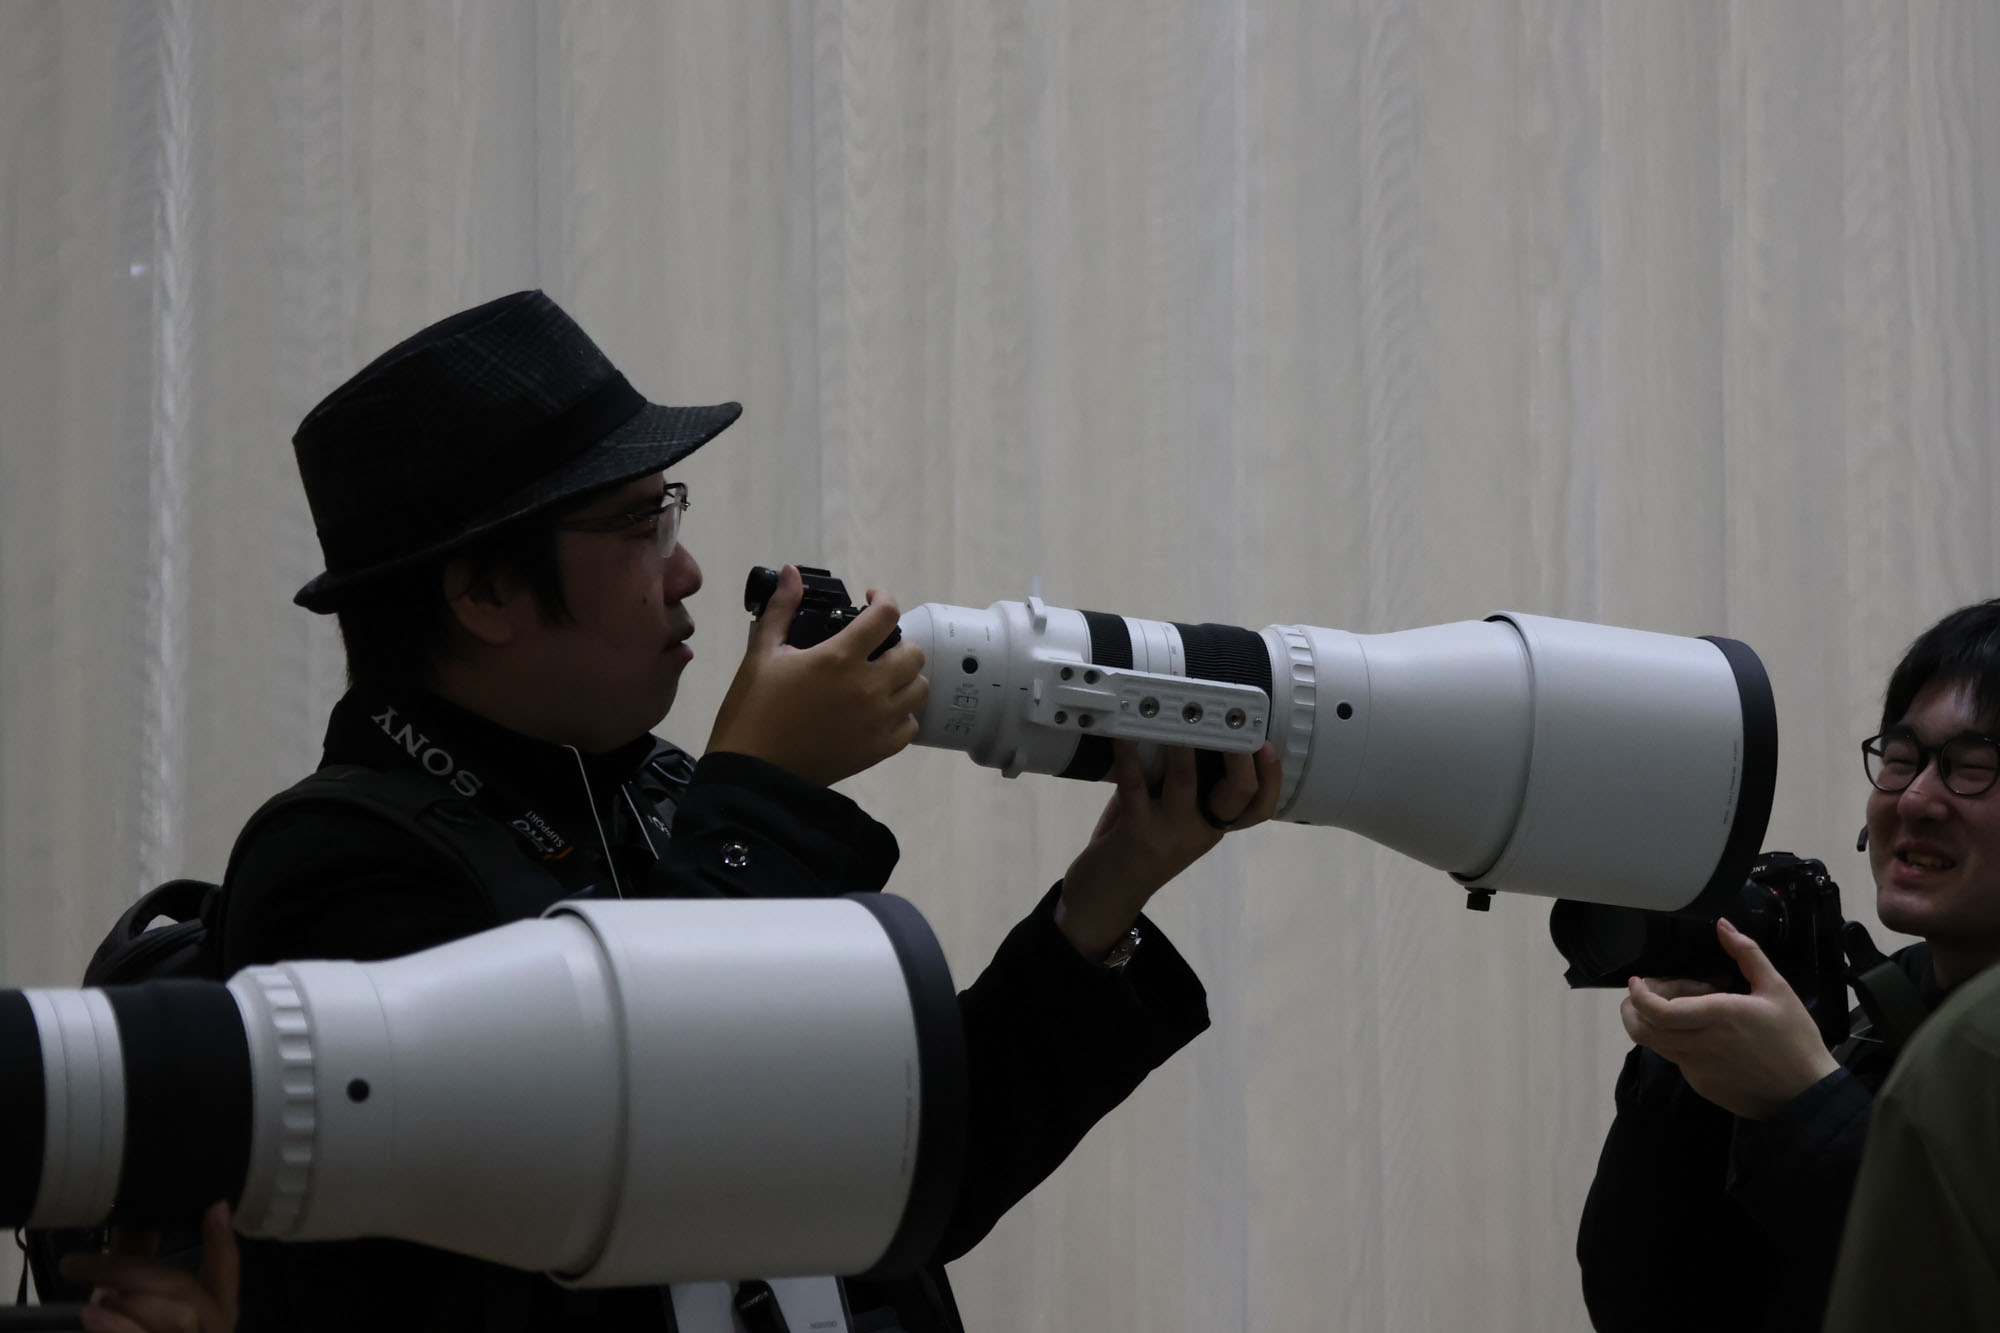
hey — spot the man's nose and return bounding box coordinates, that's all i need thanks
[1897,759,1953,814]
[666,545,703,601]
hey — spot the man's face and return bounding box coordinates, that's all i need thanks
[529,472,702,750]
[1866,677,2000,977]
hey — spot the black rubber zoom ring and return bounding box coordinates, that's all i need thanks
[0,990,45,1225]
[1058,612,1135,781]
[104,981,253,1225]
[1172,623,1273,821]
[1079,611,1134,671]
[850,893,969,1280]
[1172,622,1273,697]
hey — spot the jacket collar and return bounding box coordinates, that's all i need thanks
[322,686,660,836]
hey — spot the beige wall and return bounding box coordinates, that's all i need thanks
[3,2,1997,1327]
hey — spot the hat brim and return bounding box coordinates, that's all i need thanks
[292,400,742,613]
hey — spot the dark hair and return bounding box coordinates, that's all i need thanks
[335,517,572,689]
[1879,598,2000,733]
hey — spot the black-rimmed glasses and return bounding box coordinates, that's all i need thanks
[554,482,689,560]
[1862,730,2000,798]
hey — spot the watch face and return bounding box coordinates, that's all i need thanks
[1103,927,1141,970]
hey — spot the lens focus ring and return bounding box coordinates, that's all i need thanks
[1274,626,1318,816]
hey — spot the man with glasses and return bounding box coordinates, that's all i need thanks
[1822,606,2000,1331]
[1576,599,2000,1333]
[204,291,1281,1332]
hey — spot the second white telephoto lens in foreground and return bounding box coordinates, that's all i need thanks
[2,894,965,1287]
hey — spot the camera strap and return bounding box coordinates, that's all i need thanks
[1841,921,1929,1060]
[345,690,640,897]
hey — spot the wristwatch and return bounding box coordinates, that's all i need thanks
[1099,926,1142,972]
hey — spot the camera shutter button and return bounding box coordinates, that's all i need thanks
[719,841,752,870]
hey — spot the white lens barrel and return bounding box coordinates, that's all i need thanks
[223,896,959,1286]
[230,916,625,1275]
[905,598,1775,913]
[1454,614,1770,910]
[901,600,1094,776]
[900,601,1251,779]
[20,988,126,1226]
[5,897,964,1286]
[554,897,938,1285]
[1262,615,1766,909]
[1269,620,1536,876]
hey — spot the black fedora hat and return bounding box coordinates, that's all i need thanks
[292,290,741,612]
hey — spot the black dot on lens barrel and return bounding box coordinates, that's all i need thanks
[347,1079,371,1103]
[1336,702,1354,720]
[962,656,979,675]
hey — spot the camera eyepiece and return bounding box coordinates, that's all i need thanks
[744,567,783,618]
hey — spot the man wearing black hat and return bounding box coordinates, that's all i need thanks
[216,290,1282,1332]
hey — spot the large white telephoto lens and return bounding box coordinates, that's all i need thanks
[0,895,964,1286]
[901,598,1775,915]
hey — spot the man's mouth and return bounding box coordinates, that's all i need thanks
[1898,847,1956,872]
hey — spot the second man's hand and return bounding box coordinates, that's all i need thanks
[1055,739,1283,962]
[1621,918,1841,1120]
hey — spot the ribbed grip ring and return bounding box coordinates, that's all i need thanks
[1275,627,1318,816]
[246,968,318,1233]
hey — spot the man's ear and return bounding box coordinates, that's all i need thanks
[442,557,530,647]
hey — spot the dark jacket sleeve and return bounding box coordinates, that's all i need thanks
[1578,1047,1768,1333]
[1726,1067,1871,1266]
[934,884,1210,1262]
[1576,1048,1871,1333]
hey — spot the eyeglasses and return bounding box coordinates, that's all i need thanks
[1861,730,2000,798]
[554,482,689,560]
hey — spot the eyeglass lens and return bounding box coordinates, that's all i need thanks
[656,486,685,560]
[1866,733,2000,797]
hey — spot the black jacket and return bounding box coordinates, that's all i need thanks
[220,689,1211,1333]
[1575,943,1946,1333]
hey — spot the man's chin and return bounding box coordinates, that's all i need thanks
[646,685,680,730]
[1876,886,1944,939]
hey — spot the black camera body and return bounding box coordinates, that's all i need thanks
[1549,851,1852,1048]
[743,565,901,659]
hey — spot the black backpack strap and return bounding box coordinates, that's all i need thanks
[82,879,225,986]
[1841,920,1931,1062]
[222,765,572,929]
